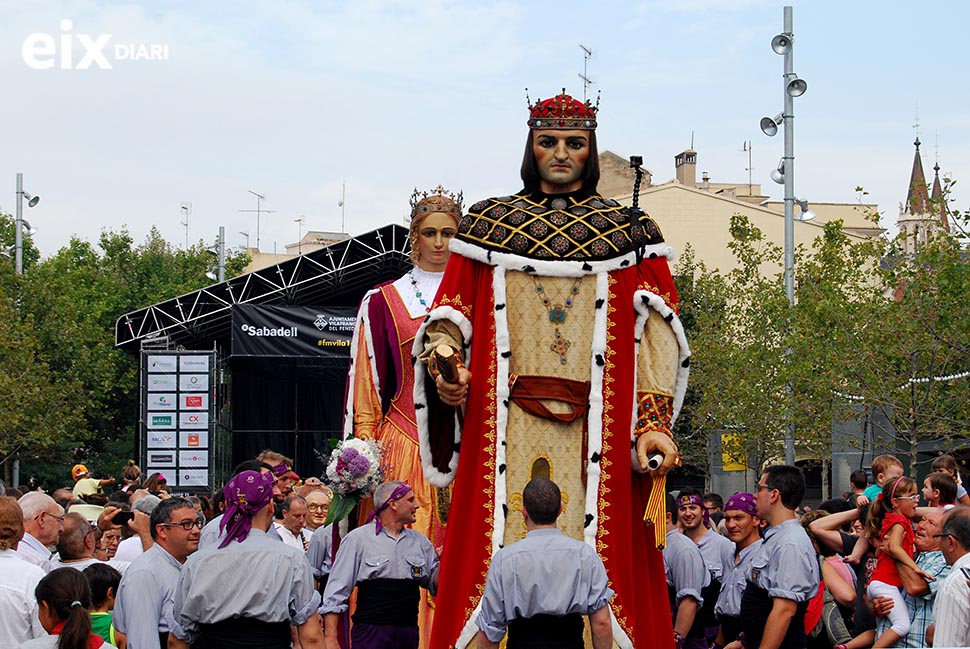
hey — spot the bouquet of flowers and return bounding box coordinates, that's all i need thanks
[321,437,384,525]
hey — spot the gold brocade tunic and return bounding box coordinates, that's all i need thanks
[503,271,597,544]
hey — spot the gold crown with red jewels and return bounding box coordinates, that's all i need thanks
[527,88,599,130]
[409,184,463,220]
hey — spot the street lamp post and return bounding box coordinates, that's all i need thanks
[15,173,39,275]
[13,173,40,487]
[206,226,226,282]
[760,6,813,466]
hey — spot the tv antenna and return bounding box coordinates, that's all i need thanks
[179,202,192,249]
[337,179,346,233]
[295,215,305,255]
[238,190,275,251]
[742,141,753,195]
[578,44,594,101]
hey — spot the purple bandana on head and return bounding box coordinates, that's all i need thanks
[219,470,275,548]
[677,494,710,528]
[725,492,757,517]
[366,483,413,535]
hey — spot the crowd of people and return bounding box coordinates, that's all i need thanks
[3,452,969,649]
[3,88,969,649]
[0,450,341,648]
[662,454,970,649]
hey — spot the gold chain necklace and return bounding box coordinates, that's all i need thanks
[531,276,582,364]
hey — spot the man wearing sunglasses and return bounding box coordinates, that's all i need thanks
[114,496,200,649]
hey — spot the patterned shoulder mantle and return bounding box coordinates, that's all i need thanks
[456,191,665,261]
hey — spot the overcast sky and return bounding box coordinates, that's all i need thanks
[2,0,967,257]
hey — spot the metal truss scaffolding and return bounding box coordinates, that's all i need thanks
[115,224,410,353]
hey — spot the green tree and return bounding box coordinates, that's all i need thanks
[678,193,970,493]
[845,201,970,473]
[0,293,85,485]
[6,224,248,487]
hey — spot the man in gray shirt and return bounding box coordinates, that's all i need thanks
[678,488,734,646]
[713,492,762,646]
[172,470,323,649]
[197,459,281,549]
[475,477,613,649]
[730,465,819,649]
[664,492,710,649]
[113,497,200,649]
[307,521,335,595]
[321,480,439,649]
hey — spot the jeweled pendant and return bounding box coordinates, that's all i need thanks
[551,327,571,364]
[549,307,566,324]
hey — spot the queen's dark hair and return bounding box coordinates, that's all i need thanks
[520,130,600,195]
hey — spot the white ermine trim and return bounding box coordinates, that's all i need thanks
[343,288,381,440]
[491,266,511,555]
[412,305,473,488]
[449,238,673,275]
[629,289,652,473]
[611,608,635,649]
[633,290,691,419]
[583,272,610,549]
[630,290,690,473]
[455,600,484,648]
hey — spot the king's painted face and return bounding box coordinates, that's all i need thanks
[532,129,590,193]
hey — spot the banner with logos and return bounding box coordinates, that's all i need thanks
[140,351,216,490]
[230,305,356,358]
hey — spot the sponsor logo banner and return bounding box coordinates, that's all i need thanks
[179,412,208,429]
[231,304,356,357]
[179,355,210,372]
[179,431,208,448]
[147,374,177,392]
[178,469,208,488]
[147,432,176,449]
[179,450,208,468]
[147,393,176,411]
[147,355,178,373]
[147,452,176,467]
[179,374,209,392]
[147,414,176,429]
[180,394,207,410]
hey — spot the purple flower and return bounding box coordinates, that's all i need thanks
[340,447,371,478]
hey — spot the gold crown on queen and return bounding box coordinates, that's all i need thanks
[409,184,463,221]
[527,87,599,130]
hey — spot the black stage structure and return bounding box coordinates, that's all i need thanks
[115,224,411,485]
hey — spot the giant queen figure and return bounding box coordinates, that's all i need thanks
[413,90,691,649]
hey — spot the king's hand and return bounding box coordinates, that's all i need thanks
[636,431,679,474]
[436,367,471,407]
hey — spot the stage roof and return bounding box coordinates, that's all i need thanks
[115,224,410,353]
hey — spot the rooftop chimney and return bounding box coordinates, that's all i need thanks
[675,150,697,188]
